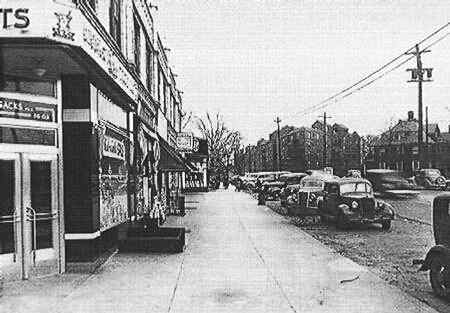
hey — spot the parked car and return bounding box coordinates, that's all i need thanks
[261,181,285,201]
[318,178,395,230]
[345,169,362,178]
[418,193,450,299]
[279,172,308,185]
[410,169,448,190]
[366,169,419,198]
[285,173,338,216]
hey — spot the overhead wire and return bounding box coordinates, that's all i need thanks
[289,21,450,118]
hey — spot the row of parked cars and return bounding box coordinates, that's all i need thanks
[232,168,450,232]
[233,168,450,300]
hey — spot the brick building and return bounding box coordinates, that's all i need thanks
[367,111,450,176]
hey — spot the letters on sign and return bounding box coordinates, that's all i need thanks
[0,97,55,122]
[0,8,30,29]
[103,136,125,160]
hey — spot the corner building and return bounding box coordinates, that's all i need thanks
[0,0,187,281]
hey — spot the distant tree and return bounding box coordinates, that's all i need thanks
[196,112,242,183]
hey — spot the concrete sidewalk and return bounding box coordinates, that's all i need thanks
[0,189,438,313]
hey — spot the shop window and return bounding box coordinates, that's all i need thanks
[109,0,121,48]
[0,127,56,146]
[133,17,141,75]
[1,76,56,98]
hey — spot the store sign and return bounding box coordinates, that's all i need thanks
[0,8,30,29]
[0,97,56,122]
[177,132,199,153]
[103,136,125,160]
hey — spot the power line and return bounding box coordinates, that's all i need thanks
[291,22,450,118]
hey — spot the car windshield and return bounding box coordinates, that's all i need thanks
[340,182,372,194]
[381,174,408,184]
[423,169,441,178]
[301,180,323,188]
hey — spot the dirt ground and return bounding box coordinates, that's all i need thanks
[264,198,450,313]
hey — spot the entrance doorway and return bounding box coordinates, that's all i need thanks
[0,152,60,280]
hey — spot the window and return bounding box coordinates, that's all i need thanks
[1,76,56,97]
[109,0,121,47]
[146,42,153,92]
[133,17,141,74]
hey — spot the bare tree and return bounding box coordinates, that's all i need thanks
[196,112,242,184]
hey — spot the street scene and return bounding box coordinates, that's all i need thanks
[1,0,450,313]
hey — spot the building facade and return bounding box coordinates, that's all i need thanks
[0,0,188,281]
[368,111,450,176]
[238,121,361,176]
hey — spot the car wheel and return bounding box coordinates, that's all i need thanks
[336,212,349,230]
[381,220,391,231]
[430,255,450,299]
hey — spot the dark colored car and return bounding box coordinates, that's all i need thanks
[411,169,448,190]
[366,169,419,198]
[261,181,285,201]
[319,178,394,230]
[418,193,450,298]
[284,173,338,216]
[279,173,308,206]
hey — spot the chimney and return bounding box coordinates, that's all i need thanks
[407,111,414,121]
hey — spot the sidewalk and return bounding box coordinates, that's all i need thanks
[0,189,438,313]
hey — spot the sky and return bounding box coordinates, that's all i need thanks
[152,0,450,144]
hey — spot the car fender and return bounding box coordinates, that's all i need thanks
[338,203,352,215]
[419,245,450,271]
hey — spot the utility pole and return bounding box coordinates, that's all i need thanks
[274,117,281,171]
[407,44,433,169]
[318,112,332,167]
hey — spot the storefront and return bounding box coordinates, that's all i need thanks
[133,104,159,221]
[158,136,191,214]
[177,133,209,192]
[0,83,64,281]
[0,1,139,275]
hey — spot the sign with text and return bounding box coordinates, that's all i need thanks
[0,97,56,122]
[102,136,125,160]
[176,132,200,153]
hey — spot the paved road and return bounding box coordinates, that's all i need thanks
[384,190,442,225]
[1,189,438,313]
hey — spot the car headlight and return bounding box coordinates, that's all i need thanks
[351,201,358,209]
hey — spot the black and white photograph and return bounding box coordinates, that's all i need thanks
[0,0,450,312]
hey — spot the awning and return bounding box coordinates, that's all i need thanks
[158,135,193,172]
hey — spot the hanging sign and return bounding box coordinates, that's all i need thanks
[103,136,125,160]
[176,132,199,153]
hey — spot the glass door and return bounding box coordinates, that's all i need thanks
[22,154,59,279]
[0,152,59,280]
[0,153,22,281]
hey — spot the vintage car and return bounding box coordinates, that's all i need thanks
[410,169,448,190]
[345,169,362,178]
[279,173,308,205]
[261,181,286,201]
[366,169,419,198]
[418,193,450,298]
[285,173,338,216]
[318,178,395,230]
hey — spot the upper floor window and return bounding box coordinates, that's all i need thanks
[133,17,141,74]
[109,0,121,47]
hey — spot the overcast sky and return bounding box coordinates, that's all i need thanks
[153,0,450,144]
